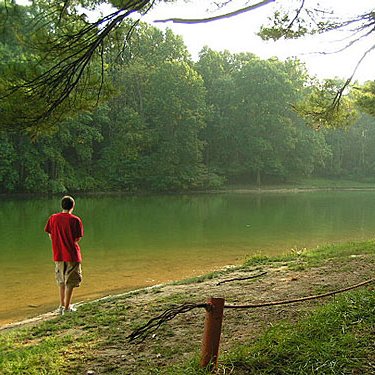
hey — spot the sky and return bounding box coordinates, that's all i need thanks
[15,0,375,82]
[143,0,375,82]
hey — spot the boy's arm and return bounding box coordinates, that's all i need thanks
[74,217,83,243]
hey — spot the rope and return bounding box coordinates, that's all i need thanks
[224,278,374,309]
[127,278,374,343]
[217,271,267,286]
[127,302,208,343]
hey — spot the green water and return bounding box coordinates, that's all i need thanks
[1,191,375,325]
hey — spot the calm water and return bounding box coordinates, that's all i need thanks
[1,191,375,325]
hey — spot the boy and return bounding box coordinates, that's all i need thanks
[45,195,84,314]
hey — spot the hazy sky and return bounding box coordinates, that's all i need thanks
[15,0,375,82]
[144,0,375,82]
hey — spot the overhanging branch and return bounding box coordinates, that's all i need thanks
[154,0,275,24]
[332,43,375,109]
[2,0,155,124]
[287,0,306,30]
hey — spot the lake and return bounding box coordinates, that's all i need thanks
[1,191,375,325]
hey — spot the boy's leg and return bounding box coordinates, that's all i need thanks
[64,262,82,310]
[59,284,66,306]
[64,286,74,309]
[55,262,66,308]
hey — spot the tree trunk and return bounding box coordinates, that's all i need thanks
[257,170,261,187]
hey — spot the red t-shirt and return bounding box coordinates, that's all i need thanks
[45,212,84,262]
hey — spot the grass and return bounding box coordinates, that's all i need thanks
[0,331,74,375]
[220,289,375,375]
[243,239,375,270]
[289,177,375,189]
[159,289,374,375]
[0,301,132,374]
[174,239,375,289]
[0,240,374,374]
[173,267,238,285]
[225,177,375,191]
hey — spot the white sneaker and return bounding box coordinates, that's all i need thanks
[56,306,65,315]
[64,304,77,313]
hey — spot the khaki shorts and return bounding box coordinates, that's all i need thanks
[55,262,82,288]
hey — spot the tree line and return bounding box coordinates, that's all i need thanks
[1,4,375,194]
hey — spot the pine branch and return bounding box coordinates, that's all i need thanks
[154,0,275,24]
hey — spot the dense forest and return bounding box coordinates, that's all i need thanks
[1,3,375,193]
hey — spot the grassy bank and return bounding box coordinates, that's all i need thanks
[1,241,374,374]
[224,177,375,192]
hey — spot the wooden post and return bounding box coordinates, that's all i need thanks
[200,297,225,371]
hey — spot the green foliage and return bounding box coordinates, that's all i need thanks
[196,48,328,184]
[142,60,207,190]
[0,132,18,191]
[258,2,373,44]
[294,79,359,130]
[259,10,311,40]
[1,2,375,193]
[355,81,375,116]
[319,113,375,178]
[0,1,113,134]
[222,289,374,374]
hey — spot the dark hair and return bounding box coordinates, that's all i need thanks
[61,195,75,210]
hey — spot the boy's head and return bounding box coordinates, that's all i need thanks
[61,195,75,211]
